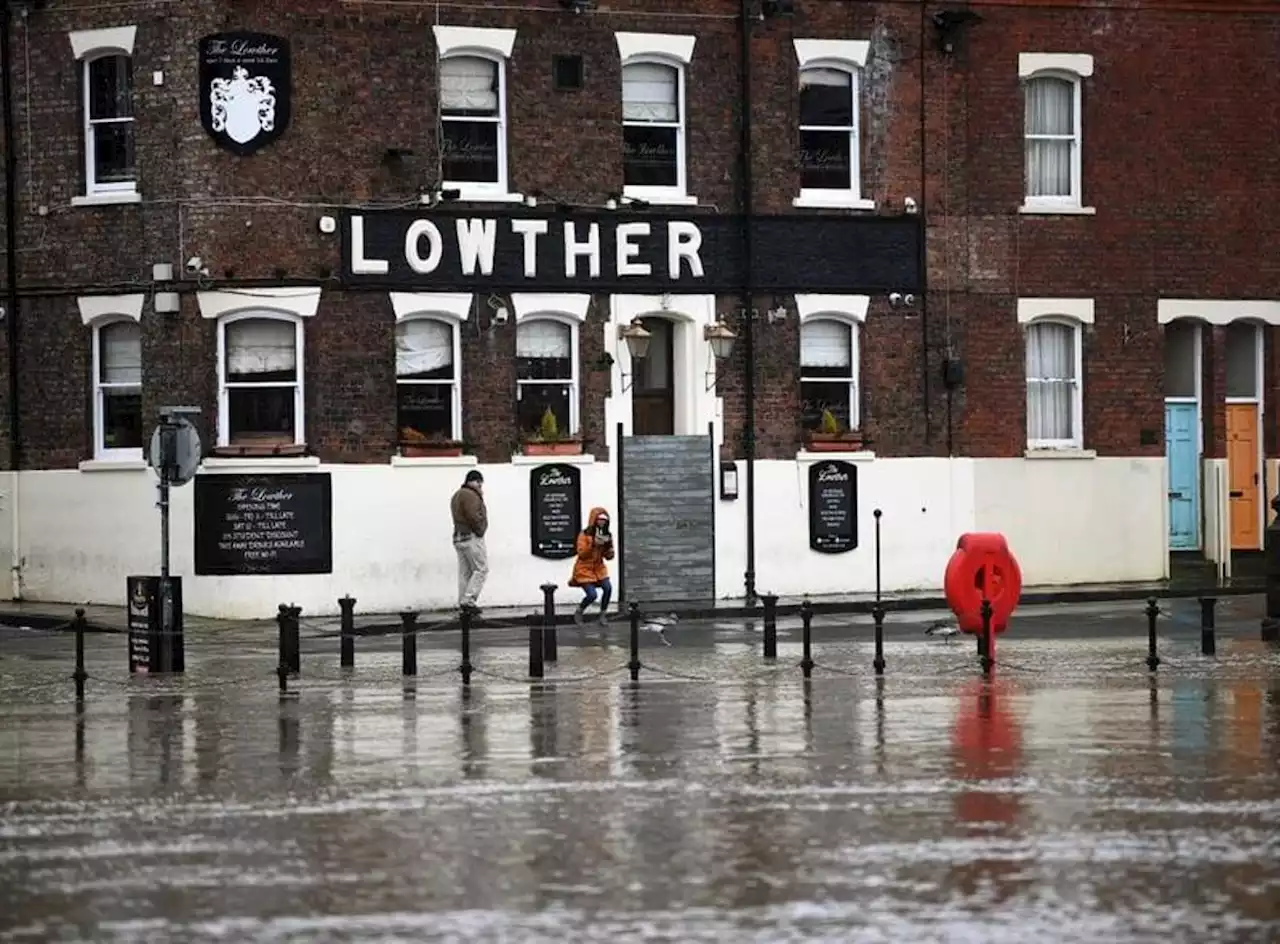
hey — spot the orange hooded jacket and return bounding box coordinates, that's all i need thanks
[569,506,614,586]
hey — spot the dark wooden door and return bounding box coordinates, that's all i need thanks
[632,317,675,435]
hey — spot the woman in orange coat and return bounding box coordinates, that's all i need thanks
[569,506,614,625]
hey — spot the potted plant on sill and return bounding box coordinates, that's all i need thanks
[805,408,863,452]
[399,427,465,458]
[521,407,583,457]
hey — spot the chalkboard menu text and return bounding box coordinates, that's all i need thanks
[808,460,858,554]
[530,463,582,559]
[194,473,333,575]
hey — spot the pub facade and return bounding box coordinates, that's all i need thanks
[0,0,1273,617]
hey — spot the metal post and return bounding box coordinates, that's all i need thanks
[339,595,356,668]
[157,421,174,674]
[277,661,288,694]
[980,599,994,676]
[800,598,813,678]
[1262,495,1280,642]
[762,592,777,660]
[628,602,641,681]
[527,612,544,679]
[276,604,289,676]
[872,603,885,676]
[1146,597,1161,671]
[739,0,757,606]
[72,607,87,706]
[401,610,418,677]
[459,605,473,686]
[541,582,558,662]
[616,421,626,605]
[873,509,883,601]
[287,605,302,675]
[1199,596,1217,657]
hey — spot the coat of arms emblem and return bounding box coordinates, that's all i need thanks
[198,32,291,156]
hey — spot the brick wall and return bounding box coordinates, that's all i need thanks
[1,0,1279,469]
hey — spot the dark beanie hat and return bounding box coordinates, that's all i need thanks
[465,470,484,484]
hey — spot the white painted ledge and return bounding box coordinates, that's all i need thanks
[509,454,596,466]
[795,450,877,462]
[78,458,147,473]
[71,191,141,208]
[793,193,876,211]
[201,456,321,471]
[448,187,525,204]
[1019,202,1096,216]
[622,187,698,206]
[391,454,478,468]
[1024,448,1097,460]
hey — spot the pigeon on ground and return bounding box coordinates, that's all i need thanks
[923,618,960,643]
[641,612,678,646]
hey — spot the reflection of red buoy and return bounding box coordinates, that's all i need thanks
[952,678,1023,826]
[944,532,1023,635]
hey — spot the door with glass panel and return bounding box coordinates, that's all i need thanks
[1225,321,1263,550]
[1163,320,1201,551]
[631,317,674,436]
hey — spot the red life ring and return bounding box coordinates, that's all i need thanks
[943,532,1023,634]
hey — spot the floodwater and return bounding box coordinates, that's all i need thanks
[1,599,1279,943]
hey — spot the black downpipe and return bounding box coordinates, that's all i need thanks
[739,0,756,604]
[1,1,19,476]
[918,1,931,448]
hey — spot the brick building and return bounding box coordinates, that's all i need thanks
[0,0,1275,618]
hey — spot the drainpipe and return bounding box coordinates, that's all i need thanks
[1,1,22,599]
[739,0,756,604]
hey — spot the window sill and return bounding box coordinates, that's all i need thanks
[793,193,876,211]
[71,191,141,208]
[1018,202,1096,216]
[622,187,699,206]
[795,449,877,462]
[509,453,596,466]
[1024,448,1097,460]
[443,186,525,204]
[391,454,479,468]
[202,456,321,471]
[78,458,148,473]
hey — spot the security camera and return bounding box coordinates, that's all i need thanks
[904,294,916,307]
[185,256,203,273]
[904,197,918,214]
[888,292,903,308]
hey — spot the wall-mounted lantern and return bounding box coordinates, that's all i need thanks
[704,320,737,390]
[617,318,651,392]
[720,460,739,501]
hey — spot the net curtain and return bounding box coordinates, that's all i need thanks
[1026,321,1075,440]
[98,321,141,384]
[396,319,454,376]
[1025,76,1074,197]
[441,56,498,113]
[225,318,297,377]
[517,319,571,359]
[800,320,852,371]
[623,62,678,122]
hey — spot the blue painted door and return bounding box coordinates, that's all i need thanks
[1166,402,1199,550]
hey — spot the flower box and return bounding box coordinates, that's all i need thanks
[805,432,864,452]
[522,439,584,457]
[399,440,465,458]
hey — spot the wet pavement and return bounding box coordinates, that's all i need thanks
[1,597,1278,942]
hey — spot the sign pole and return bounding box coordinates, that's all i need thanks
[149,406,202,675]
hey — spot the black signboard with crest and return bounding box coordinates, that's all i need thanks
[808,460,858,554]
[198,31,292,156]
[530,463,582,559]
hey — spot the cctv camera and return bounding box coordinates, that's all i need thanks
[904,294,916,307]
[904,197,918,214]
[888,292,903,308]
[185,256,203,272]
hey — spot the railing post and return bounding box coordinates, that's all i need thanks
[528,612,545,679]
[459,605,473,686]
[980,599,994,676]
[400,610,418,677]
[1262,495,1280,642]
[872,602,886,675]
[1199,596,1217,657]
[628,602,641,682]
[72,608,87,706]
[800,598,813,679]
[339,595,356,668]
[762,592,778,660]
[541,582,558,663]
[287,605,302,675]
[1146,597,1161,671]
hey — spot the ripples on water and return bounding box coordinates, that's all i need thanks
[0,629,1278,943]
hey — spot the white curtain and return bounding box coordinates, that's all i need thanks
[1025,76,1073,197]
[396,319,453,376]
[1026,322,1075,441]
[440,56,498,113]
[226,319,296,376]
[623,63,678,123]
[517,319,571,359]
[99,321,141,385]
[800,320,852,371]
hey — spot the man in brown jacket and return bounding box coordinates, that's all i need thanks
[450,470,488,610]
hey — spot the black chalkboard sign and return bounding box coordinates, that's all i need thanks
[194,473,333,575]
[808,460,858,554]
[530,463,582,559]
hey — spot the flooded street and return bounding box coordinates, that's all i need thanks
[2,599,1279,943]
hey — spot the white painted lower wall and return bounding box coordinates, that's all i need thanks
[0,454,1168,619]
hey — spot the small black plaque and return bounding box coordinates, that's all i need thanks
[127,575,184,674]
[808,460,858,554]
[530,463,582,560]
[194,473,333,575]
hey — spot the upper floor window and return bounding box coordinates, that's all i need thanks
[434,26,518,201]
[792,40,871,210]
[516,318,577,438]
[800,318,859,433]
[68,26,139,205]
[219,315,304,450]
[397,317,460,445]
[1019,54,1094,214]
[616,32,697,205]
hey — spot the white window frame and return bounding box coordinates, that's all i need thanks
[390,290,473,444]
[217,313,305,449]
[1019,298,1092,451]
[800,318,861,431]
[515,316,580,437]
[615,32,698,206]
[1018,53,1095,216]
[78,293,145,462]
[433,26,521,203]
[68,26,140,206]
[792,39,873,211]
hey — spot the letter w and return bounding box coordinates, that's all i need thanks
[456,219,497,276]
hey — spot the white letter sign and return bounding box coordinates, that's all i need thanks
[349,215,389,275]
[404,219,443,274]
[615,222,652,277]
[668,221,704,279]
[510,218,548,278]
[563,222,601,279]
[455,218,497,276]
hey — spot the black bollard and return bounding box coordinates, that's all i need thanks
[1145,597,1161,671]
[873,508,883,599]
[459,605,474,686]
[72,608,87,706]
[980,599,994,676]
[276,604,290,676]
[339,595,356,668]
[1199,596,1217,657]
[872,603,886,675]
[762,593,778,660]
[528,612,545,679]
[287,605,302,675]
[800,598,814,679]
[401,610,418,677]
[541,583,558,663]
[628,602,641,681]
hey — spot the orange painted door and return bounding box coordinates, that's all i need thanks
[1226,404,1261,549]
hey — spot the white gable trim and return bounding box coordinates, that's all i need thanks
[511,293,592,323]
[389,292,473,323]
[794,39,869,71]
[795,294,870,324]
[1019,53,1094,79]
[615,32,697,66]
[69,25,137,60]
[1017,297,1095,325]
[197,287,322,321]
[1157,299,1280,327]
[433,26,517,60]
[78,293,144,326]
